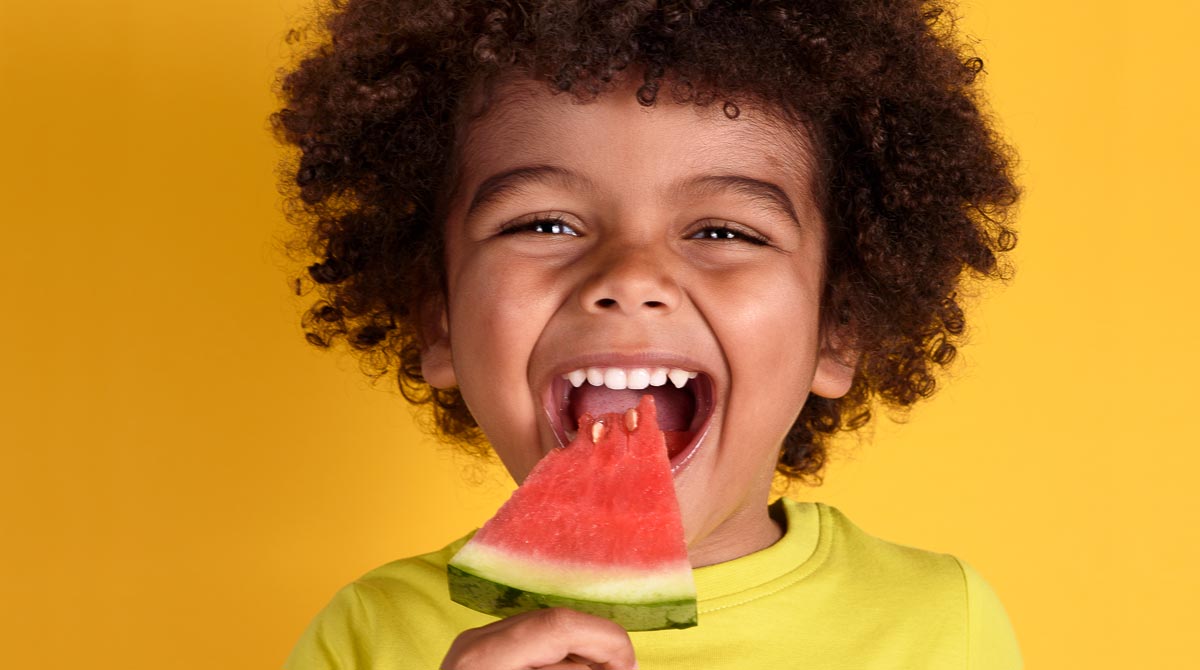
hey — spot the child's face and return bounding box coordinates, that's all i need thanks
[423,73,855,566]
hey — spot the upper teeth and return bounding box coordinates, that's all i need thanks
[562,367,699,390]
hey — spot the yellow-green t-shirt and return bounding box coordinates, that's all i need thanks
[284,499,1021,669]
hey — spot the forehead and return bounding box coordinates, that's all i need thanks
[447,74,820,211]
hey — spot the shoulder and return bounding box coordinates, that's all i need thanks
[352,534,467,606]
[816,503,1023,669]
[284,533,492,670]
[817,503,964,594]
[956,558,1024,670]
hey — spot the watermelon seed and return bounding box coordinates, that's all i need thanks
[591,419,607,443]
[624,408,639,432]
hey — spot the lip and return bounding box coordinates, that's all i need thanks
[537,352,718,476]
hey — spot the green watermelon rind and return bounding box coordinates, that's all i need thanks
[449,541,695,603]
[448,564,698,631]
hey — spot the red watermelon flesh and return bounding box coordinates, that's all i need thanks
[447,394,697,630]
[568,383,696,459]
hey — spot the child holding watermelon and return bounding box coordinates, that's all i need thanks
[274,0,1022,668]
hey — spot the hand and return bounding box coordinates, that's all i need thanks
[441,607,637,670]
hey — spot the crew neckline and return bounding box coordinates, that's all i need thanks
[692,499,831,612]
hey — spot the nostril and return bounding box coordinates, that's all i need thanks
[593,298,669,310]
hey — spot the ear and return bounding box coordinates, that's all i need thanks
[810,324,859,399]
[419,298,457,390]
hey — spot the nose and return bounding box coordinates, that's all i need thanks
[577,244,682,316]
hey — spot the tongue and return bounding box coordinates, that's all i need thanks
[570,385,695,431]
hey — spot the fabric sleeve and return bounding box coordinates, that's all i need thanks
[956,558,1023,670]
[283,581,377,670]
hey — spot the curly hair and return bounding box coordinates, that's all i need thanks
[270,0,1019,484]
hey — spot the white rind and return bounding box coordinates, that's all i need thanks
[450,542,696,603]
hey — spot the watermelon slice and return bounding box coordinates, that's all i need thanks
[448,394,697,631]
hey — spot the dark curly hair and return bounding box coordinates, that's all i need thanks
[270,0,1019,484]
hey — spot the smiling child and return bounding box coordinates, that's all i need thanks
[274,1,1021,668]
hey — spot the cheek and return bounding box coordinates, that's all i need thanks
[710,263,822,362]
[446,253,562,471]
[449,251,543,355]
[705,261,823,429]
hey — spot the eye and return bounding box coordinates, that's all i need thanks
[689,223,769,246]
[500,216,580,237]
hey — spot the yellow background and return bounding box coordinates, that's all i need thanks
[2,0,1196,667]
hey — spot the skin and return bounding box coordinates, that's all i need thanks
[441,608,635,670]
[427,71,856,668]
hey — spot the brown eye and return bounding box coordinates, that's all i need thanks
[691,225,769,245]
[501,217,580,236]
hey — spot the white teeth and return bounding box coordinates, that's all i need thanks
[586,367,605,386]
[667,368,690,388]
[564,366,699,391]
[627,368,651,390]
[603,368,628,390]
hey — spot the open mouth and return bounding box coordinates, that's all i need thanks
[545,366,715,471]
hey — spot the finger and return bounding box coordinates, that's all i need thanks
[441,608,636,670]
[564,652,622,670]
[511,608,635,670]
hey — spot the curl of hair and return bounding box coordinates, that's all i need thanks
[271,0,1020,484]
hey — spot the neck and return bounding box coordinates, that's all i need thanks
[686,500,786,568]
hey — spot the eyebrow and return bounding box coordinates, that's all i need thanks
[467,165,594,218]
[465,164,802,226]
[672,174,800,227]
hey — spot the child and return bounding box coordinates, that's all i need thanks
[273,0,1021,668]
